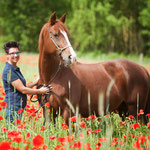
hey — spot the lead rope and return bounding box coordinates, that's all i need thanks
[30,59,61,101]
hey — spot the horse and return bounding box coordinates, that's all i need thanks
[38,12,150,125]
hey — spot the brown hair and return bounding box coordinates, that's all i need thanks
[4,41,19,54]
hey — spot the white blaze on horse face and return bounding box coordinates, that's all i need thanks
[60,30,77,63]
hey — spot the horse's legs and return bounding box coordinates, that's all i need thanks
[62,106,71,125]
[127,91,147,122]
[117,102,128,120]
[127,103,137,119]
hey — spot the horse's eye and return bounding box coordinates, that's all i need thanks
[54,33,59,38]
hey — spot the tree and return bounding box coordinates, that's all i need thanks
[139,0,150,54]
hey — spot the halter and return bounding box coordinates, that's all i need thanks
[48,28,72,56]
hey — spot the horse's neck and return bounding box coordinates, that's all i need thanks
[39,53,60,84]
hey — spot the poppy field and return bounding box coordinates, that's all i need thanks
[1,53,150,150]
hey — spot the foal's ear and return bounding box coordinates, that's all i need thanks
[49,11,56,26]
[59,13,66,23]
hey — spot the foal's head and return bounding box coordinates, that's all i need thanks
[44,12,77,67]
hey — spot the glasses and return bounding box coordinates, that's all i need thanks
[8,52,21,56]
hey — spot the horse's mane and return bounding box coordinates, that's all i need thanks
[38,24,46,52]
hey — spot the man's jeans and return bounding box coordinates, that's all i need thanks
[4,108,22,123]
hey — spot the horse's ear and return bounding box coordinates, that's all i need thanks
[59,13,66,23]
[49,11,56,26]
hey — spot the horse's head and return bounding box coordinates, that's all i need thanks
[46,12,77,67]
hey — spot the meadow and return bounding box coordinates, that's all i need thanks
[0,51,150,150]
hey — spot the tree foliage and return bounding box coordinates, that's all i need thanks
[0,0,71,52]
[0,0,150,55]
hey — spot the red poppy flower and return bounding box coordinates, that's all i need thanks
[33,95,37,99]
[30,112,36,117]
[147,135,150,140]
[87,128,92,135]
[14,119,21,125]
[98,138,108,143]
[26,132,31,139]
[1,127,9,133]
[42,144,48,150]
[88,115,96,119]
[134,136,147,149]
[0,101,7,107]
[17,124,26,129]
[57,137,66,143]
[134,140,140,149]
[133,123,140,129]
[49,135,56,141]
[0,107,2,111]
[40,126,45,131]
[0,97,4,100]
[128,115,133,119]
[70,116,77,122]
[147,114,150,117]
[2,92,5,96]
[96,142,102,147]
[111,138,118,146]
[61,123,68,130]
[80,121,86,128]
[18,108,24,114]
[45,102,50,108]
[26,105,30,108]
[124,136,127,141]
[140,109,144,114]
[73,141,82,148]
[65,136,74,143]
[32,134,44,147]
[120,121,126,125]
[0,116,3,120]
[0,141,11,150]
[54,145,62,149]
[25,145,29,150]
[147,123,150,128]
[137,136,147,145]
[94,129,101,133]
[120,140,124,146]
[138,109,144,116]
[132,134,136,138]
[7,131,21,139]
[12,136,23,143]
[34,117,38,121]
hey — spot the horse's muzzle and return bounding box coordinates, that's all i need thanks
[64,56,77,67]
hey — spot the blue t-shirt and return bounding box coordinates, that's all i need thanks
[2,62,27,110]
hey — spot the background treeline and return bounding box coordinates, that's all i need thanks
[0,0,150,55]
